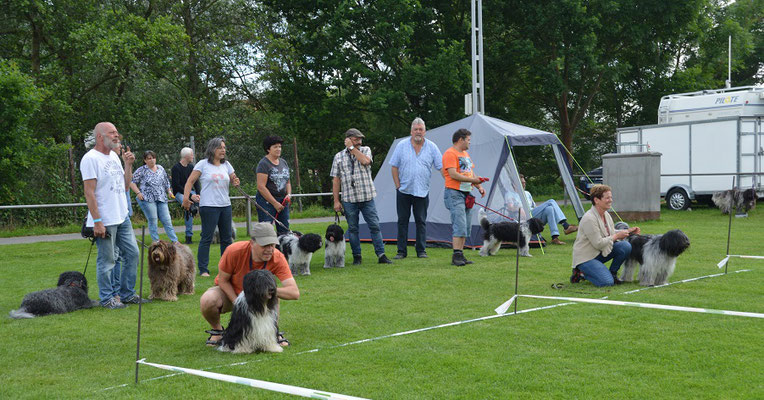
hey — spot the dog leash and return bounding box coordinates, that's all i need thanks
[474,200,518,221]
[83,240,95,276]
[234,186,292,234]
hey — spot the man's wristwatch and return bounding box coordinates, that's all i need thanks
[348,145,355,151]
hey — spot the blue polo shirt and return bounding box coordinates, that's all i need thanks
[389,138,443,198]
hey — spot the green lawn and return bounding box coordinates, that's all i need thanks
[1,206,762,399]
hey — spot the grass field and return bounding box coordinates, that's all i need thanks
[1,205,762,399]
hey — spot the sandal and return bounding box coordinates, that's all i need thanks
[205,328,224,346]
[277,331,290,347]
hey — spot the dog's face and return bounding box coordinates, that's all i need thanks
[325,224,345,243]
[743,188,758,209]
[659,229,690,257]
[298,233,323,253]
[57,271,88,292]
[148,241,175,268]
[242,269,278,314]
[527,218,545,235]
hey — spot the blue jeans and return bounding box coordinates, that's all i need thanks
[95,217,139,303]
[444,188,472,237]
[396,190,428,255]
[256,194,290,236]
[342,199,386,257]
[175,191,196,238]
[198,205,232,275]
[137,199,178,242]
[532,199,567,236]
[576,241,632,287]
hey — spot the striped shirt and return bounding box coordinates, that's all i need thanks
[330,146,376,203]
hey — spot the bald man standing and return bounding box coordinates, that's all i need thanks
[81,122,149,309]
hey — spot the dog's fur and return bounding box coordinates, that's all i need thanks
[218,269,282,353]
[279,232,323,275]
[620,229,691,286]
[712,188,758,215]
[212,219,237,244]
[9,271,97,318]
[479,210,545,257]
[323,224,346,268]
[147,240,196,301]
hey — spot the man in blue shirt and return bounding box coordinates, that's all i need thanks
[390,118,443,259]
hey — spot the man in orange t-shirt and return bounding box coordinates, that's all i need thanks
[442,128,486,266]
[200,223,300,346]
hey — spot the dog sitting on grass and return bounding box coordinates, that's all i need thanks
[147,240,196,301]
[218,269,282,353]
[323,223,346,268]
[9,271,97,319]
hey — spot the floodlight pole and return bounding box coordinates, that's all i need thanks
[135,226,146,384]
[514,210,521,314]
[725,177,735,274]
[470,0,485,115]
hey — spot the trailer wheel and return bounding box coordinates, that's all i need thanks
[666,188,690,211]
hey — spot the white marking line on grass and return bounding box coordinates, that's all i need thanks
[103,269,752,392]
[136,359,369,400]
[514,295,764,318]
[718,255,764,268]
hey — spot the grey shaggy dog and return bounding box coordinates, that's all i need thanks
[218,269,282,354]
[9,271,97,319]
[712,188,758,215]
[212,218,237,244]
[323,224,346,269]
[617,223,691,286]
[147,240,196,301]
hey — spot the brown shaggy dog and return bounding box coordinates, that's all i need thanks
[147,241,196,301]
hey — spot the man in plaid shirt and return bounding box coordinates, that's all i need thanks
[331,128,393,265]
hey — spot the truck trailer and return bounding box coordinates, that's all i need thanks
[616,85,764,210]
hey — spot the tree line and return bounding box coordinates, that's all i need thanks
[1,0,762,215]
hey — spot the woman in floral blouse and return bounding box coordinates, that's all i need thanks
[130,150,179,242]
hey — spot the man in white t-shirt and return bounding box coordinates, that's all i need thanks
[81,122,149,309]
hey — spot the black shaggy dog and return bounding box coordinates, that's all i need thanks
[218,269,282,353]
[323,224,346,269]
[620,228,691,286]
[278,232,323,276]
[9,271,97,319]
[712,188,758,215]
[479,211,545,257]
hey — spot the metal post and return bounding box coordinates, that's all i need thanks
[246,196,251,237]
[293,138,303,213]
[135,226,146,384]
[514,209,521,314]
[725,177,735,274]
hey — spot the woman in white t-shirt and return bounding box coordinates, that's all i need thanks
[182,137,240,276]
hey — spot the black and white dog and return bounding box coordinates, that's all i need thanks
[712,188,758,215]
[323,224,346,268]
[9,271,98,319]
[278,231,323,276]
[479,210,545,257]
[218,270,282,353]
[616,222,691,286]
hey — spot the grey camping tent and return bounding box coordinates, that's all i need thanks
[358,113,585,247]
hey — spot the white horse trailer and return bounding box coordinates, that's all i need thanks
[617,86,764,210]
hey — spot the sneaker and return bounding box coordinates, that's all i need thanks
[417,252,428,258]
[122,295,151,304]
[378,254,393,264]
[564,225,579,235]
[393,253,406,259]
[102,297,126,309]
[570,267,583,283]
[185,236,193,244]
[353,254,362,265]
[451,253,466,267]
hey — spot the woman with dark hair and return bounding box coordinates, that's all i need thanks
[130,150,178,242]
[182,137,240,276]
[255,135,292,235]
[570,184,639,286]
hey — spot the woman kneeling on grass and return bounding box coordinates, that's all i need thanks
[570,184,639,287]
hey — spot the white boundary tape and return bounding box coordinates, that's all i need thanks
[103,269,754,392]
[510,295,764,318]
[136,359,369,400]
[718,254,764,268]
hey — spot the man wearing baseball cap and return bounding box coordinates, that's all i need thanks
[200,222,299,347]
[331,128,393,265]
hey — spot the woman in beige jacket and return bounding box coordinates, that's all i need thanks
[570,185,639,286]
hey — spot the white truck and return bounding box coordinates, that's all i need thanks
[616,85,764,210]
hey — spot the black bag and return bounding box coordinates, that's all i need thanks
[81,217,94,239]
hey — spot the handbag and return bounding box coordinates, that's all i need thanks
[465,194,476,209]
